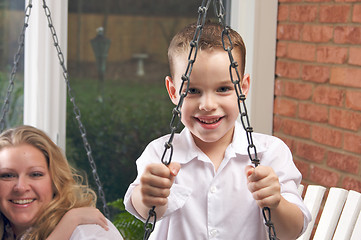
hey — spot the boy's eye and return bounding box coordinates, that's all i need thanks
[187,88,200,94]
[0,173,16,180]
[217,86,231,92]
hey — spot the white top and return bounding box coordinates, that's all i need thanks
[70,219,123,240]
[124,121,311,240]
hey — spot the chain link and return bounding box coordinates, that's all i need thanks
[214,0,278,239]
[142,1,213,239]
[41,0,110,218]
[0,1,33,133]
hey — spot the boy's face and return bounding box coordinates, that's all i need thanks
[166,48,250,148]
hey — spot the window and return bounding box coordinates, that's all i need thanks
[0,0,25,129]
[66,0,224,205]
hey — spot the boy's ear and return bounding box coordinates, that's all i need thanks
[241,74,250,97]
[165,76,178,105]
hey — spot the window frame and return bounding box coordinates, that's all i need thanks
[231,0,278,135]
[24,0,68,149]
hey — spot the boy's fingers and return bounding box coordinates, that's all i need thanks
[168,162,181,176]
[245,165,255,179]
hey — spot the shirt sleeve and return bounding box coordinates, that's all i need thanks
[69,219,123,240]
[262,136,312,236]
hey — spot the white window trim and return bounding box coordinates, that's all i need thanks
[231,0,278,135]
[24,0,68,150]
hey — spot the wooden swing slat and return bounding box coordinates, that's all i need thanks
[312,187,348,240]
[332,190,361,240]
[350,210,361,240]
[297,185,326,240]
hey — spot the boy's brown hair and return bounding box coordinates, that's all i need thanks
[168,21,246,78]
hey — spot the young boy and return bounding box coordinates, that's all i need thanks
[124,21,311,239]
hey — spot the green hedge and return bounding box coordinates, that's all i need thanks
[65,78,177,211]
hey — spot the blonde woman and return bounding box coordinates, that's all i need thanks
[0,125,122,239]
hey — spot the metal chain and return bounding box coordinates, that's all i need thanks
[41,0,110,218]
[0,1,33,133]
[142,1,213,239]
[214,0,278,239]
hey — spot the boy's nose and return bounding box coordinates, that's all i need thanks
[199,94,217,111]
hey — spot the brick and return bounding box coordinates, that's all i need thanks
[330,67,361,88]
[334,26,361,44]
[278,5,289,21]
[327,151,360,174]
[274,98,298,117]
[329,108,361,131]
[282,119,311,139]
[294,158,310,179]
[277,24,302,40]
[298,103,328,123]
[320,5,351,23]
[275,134,297,153]
[344,132,361,154]
[310,165,340,187]
[273,115,282,133]
[306,0,332,2]
[302,25,333,43]
[284,81,313,100]
[302,65,330,83]
[311,125,342,148]
[336,0,361,2]
[313,86,344,107]
[296,142,326,163]
[279,0,302,2]
[289,5,318,22]
[276,42,287,58]
[275,61,300,79]
[349,47,361,66]
[316,46,347,64]
[353,4,361,23]
[342,177,361,193]
[346,90,361,111]
[274,79,283,96]
[287,42,316,62]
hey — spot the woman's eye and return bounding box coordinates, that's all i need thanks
[0,173,16,179]
[30,172,44,178]
[187,88,200,94]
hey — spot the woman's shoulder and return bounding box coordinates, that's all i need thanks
[70,219,123,240]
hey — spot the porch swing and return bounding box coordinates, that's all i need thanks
[0,0,110,218]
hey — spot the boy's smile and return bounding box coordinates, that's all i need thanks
[166,48,250,151]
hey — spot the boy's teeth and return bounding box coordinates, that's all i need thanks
[200,118,219,124]
[12,199,34,204]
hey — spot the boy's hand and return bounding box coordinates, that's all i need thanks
[139,162,181,208]
[65,207,109,230]
[245,165,281,209]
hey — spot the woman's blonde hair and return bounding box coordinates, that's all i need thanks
[0,125,97,240]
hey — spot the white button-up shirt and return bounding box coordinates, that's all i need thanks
[124,121,311,240]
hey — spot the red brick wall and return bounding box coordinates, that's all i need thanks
[274,0,361,192]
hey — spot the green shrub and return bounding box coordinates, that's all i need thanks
[108,198,144,240]
[0,71,24,129]
[66,78,176,209]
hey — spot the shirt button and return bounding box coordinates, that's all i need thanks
[210,185,217,193]
[210,229,218,238]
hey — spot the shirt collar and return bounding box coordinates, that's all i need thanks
[176,120,267,165]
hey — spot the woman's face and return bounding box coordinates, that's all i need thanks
[0,144,53,235]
